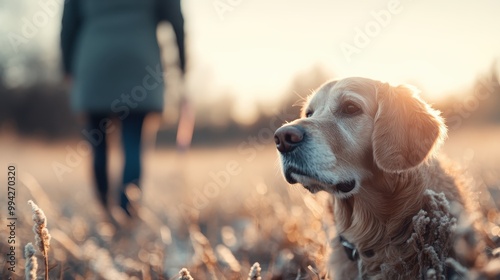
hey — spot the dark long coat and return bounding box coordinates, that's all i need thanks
[61,0,185,114]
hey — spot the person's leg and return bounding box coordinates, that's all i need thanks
[87,115,109,208]
[120,112,146,216]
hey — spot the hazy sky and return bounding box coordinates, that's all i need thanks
[184,0,500,103]
[2,0,500,121]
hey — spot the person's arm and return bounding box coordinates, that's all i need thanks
[60,0,83,76]
[158,0,186,73]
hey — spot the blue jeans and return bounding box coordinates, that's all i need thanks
[87,113,146,215]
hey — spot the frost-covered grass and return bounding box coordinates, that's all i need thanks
[0,127,499,279]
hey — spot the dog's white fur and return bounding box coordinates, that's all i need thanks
[276,77,470,279]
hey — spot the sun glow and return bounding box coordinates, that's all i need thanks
[183,0,500,120]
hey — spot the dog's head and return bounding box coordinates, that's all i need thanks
[274,77,446,198]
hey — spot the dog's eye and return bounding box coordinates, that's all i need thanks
[305,111,313,118]
[341,102,361,115]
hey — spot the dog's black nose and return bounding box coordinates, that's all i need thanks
[274,125,304,153]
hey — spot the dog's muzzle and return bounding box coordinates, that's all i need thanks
[275,125,357,194]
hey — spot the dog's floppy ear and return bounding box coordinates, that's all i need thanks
[372,83,446,172]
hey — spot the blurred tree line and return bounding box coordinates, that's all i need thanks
[0,54,79,140]
[0,59,499,145]
[434,63,500,130]
[0,59,332,145]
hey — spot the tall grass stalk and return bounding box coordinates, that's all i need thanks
[28,200,51,280]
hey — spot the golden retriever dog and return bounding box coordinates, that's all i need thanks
[274,77,471,279]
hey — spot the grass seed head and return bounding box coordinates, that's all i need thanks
[248,262,262,280]
[179,268,194,280]
[28,200,51,254]
[24,243,38,280]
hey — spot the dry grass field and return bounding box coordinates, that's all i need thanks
[1,125,499,279]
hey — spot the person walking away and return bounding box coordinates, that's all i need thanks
[60,0,186,218]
